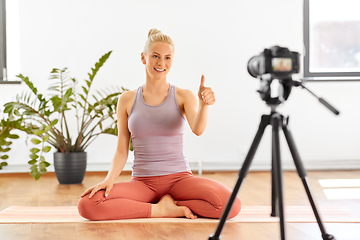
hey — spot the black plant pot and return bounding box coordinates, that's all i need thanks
[53,152,87,184]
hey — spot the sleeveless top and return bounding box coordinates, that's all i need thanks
[128,84,191,177]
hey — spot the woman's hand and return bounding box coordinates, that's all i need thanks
[81,180,114,198]
[198,75,215,106]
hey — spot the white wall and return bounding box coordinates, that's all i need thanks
[1,0,360,173]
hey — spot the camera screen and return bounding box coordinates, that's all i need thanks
[272,58,292,72]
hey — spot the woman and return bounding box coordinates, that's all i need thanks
[77,29,241,220]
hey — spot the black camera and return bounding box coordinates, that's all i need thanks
[247,46,300,79]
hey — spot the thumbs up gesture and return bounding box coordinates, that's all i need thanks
[198,75,215,106]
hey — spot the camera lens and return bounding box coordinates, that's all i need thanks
[247,56,261,78]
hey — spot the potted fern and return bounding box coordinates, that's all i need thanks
[0,51,128,183]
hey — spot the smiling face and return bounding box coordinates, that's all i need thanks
[141,42,174,81]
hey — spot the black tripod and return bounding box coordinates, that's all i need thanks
[209,77,338,240]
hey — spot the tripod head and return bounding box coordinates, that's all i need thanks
[256,73,340,115]
[257,73,293,106]
[247,46,339,115]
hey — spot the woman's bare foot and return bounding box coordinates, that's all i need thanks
[150,194,197,219]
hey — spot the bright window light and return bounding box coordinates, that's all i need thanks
[323,188,360,200]
[319,179,360,188]
[309,0,360,73]
[304,0,360,78]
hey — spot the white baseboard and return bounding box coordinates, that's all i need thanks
[1,159,359,174]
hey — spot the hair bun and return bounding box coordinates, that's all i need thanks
[148,28,162,38]
[143,28,174,54]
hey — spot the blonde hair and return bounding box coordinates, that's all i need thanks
[143,28,174,54]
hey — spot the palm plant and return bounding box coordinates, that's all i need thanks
[0,51,128,180]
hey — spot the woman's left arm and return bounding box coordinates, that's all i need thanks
[183,75,215,136]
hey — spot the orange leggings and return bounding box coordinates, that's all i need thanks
[77,171,241,220]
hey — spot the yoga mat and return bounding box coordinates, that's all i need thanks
[0,205,359,223]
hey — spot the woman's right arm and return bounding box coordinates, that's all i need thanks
[80,91,135,198]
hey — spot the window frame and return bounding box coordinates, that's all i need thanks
[0,0,20,84]
[0,0,6,81]
[303,0,360,81]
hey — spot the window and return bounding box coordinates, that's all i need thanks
[0,0,20,84]
[0,0,6,81]
[303,0,360,80]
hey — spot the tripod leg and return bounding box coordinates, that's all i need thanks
[282,122,336,240]
[271,114,286,240]
[271,142,278,217]
[209,115,270,240]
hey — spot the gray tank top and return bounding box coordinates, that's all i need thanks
[128,84,191,177]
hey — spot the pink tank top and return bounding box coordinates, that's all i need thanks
[128,84,191,177]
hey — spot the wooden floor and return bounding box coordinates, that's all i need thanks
[1,170,360,240]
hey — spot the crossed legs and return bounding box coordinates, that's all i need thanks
[78,172,241,220]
